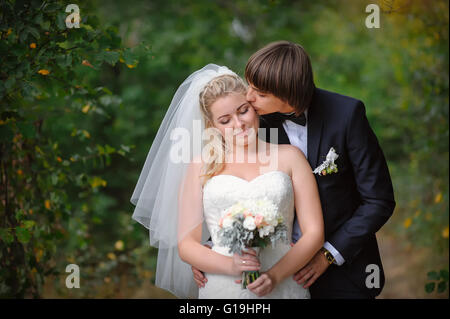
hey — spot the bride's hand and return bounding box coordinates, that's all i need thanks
[230,249,260,276]
[246,272,277,297]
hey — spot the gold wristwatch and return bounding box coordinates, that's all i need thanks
[321,247,335,265]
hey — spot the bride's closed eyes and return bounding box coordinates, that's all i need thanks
[218,104,250,125]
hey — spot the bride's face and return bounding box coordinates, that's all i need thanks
[209,93,259,147]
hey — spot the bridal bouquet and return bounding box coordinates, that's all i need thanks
[216,198,288,289]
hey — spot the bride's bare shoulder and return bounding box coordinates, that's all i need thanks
[277,144,306,160]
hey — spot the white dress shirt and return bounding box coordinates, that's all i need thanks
[283,111,345,266]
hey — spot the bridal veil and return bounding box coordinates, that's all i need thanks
[130,64,236,298]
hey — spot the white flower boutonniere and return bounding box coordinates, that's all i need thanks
[313,147,339,176]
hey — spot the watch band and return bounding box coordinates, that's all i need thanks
[321,247,335,265]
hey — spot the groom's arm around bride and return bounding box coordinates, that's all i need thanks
[250,41,396,299]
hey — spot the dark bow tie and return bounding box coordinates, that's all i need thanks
[273,112,307,126]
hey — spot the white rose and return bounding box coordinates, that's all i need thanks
[259,225,274,237]
[243,216,256,231]
[222,217,233,228]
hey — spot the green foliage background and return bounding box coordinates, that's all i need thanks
[0,0,448,298]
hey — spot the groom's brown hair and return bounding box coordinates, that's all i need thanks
[245,40,315,115]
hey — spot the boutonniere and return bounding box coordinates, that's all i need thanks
[313,147,339,176]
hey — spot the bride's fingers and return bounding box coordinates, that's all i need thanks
[247,274,266,289]
[248,275,270,296]
[242,248,259,256]
[241,253,260,263]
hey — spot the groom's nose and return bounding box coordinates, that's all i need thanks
[246,87,256,102]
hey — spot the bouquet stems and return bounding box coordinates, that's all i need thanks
[241,247,261,289]
[242,270,260,289]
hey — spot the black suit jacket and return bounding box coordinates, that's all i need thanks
[259,88,396,298]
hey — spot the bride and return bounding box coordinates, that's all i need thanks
[131,64,324,299]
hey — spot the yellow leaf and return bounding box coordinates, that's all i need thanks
[115,240,124,251]
[82,105,90,113]
[434,192,442,204]
[45,200,51,210]
[38,69,50,75]
[119,57,125,63]
[30,43,36,49]
[126,64,136,68]
[17,169,23,175]
[6,28,12,36]
[104,277,111,283]
[107,252,116,260]
[36,249,44,262]
[70,157,76,162]
[90,176,107,188]
[442,226,449,239]
[82,130,90,138]
[57,157,62,162]
[403,218,412,229]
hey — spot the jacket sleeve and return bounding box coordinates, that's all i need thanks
[327,101,396,264]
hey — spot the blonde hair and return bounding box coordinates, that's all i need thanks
[198,74,247,185]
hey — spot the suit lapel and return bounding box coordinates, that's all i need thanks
[307,90,324,169]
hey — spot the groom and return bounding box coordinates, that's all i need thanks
[192,41,395,299]
[245,41,395,299]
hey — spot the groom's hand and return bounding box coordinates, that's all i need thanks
[293,250,329,289]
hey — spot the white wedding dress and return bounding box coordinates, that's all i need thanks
[199,170,310,299]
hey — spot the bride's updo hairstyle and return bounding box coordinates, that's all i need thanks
[199,74,247,185]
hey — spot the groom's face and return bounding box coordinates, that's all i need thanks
[246,84,293,115]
